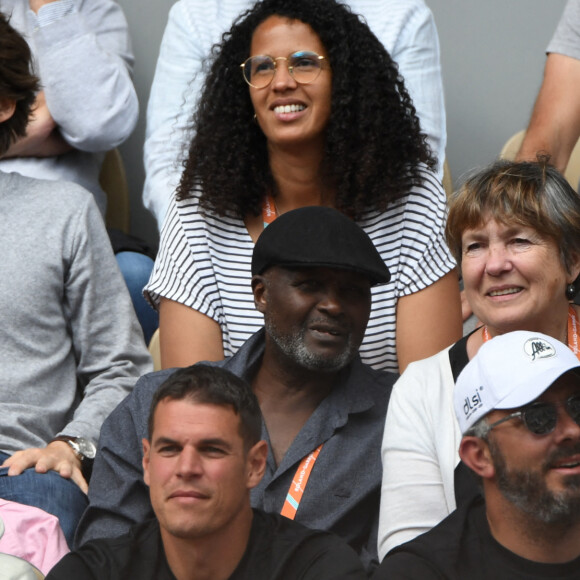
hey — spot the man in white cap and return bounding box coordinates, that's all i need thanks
[373,330,580,579]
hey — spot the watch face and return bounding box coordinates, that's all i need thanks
[74,438,97,460]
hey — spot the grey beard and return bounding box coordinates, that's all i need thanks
[490,438,580,526]
[265,319,356,372]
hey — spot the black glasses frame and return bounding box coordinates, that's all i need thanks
[485,394,580,436]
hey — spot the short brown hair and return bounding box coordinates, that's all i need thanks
[0,12,39,156]
[148,365,262,451]
[446,158,580,273]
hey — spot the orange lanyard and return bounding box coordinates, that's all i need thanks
[263,192,324,518]
[262,195,277,228]
[482,305,580,359]
[280,443,323,520]
[569,305,579,356]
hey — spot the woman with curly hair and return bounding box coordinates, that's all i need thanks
[146,0,461,373]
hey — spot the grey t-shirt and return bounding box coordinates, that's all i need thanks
[0,172,151,453]
[548,0,580,60]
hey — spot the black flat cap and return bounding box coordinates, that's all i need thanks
[251,206,390,286]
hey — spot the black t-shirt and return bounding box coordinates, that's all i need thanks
[46,509,366,580]
[372,496,580,579]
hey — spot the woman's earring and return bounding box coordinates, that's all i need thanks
[253,113,258,124]
[566,282,577,300]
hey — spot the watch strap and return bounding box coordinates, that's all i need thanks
[51,436,83,460]
[50,436,96,461]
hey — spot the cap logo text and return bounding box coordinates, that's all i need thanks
[523,337,556,362]
[463,388,483,421]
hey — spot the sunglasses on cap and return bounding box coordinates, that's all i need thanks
[485,394,580,436]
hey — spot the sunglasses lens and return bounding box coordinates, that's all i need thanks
[567,395,580,426]
[523,403,557,435]
[244,56,275,88]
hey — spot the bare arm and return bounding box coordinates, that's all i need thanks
[159,297,225,369]
[1,92,72,159]
[395,270,462,373]
[516,53,580,171]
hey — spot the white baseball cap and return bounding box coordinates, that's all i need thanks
[454,330,580,434]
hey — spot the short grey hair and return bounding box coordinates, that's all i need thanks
[463,416,490,439]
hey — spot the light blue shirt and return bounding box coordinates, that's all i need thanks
[0,0,138,215]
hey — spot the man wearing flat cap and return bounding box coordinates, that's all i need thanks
[77,207,395,572]
[373,330,580,579]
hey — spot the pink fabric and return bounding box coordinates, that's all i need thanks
[0,499,69,574]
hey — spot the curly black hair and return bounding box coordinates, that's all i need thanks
[0,12,39,157]
[177,0,435,219]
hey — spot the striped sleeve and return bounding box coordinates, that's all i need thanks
[145,192,263,357]
[358,167,455,370]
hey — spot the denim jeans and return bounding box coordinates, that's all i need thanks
[0,452,88,548]
[116,251,158,345]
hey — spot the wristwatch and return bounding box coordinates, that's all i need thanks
[51,436,97,461]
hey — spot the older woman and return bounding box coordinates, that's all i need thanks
[378,158,580,558]
[146,0,461,373]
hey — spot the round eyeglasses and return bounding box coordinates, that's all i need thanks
[486,394,580,436]
[241,51,327,89]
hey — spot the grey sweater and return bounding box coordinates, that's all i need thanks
[0,171,152,453]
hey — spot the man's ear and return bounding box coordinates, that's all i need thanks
[246,440,268,490]
[459,436,495,480]
[251,275,267,314]
[0,98,16,123]
[142,438,151,486]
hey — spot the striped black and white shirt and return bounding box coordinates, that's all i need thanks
[146,168,454,372]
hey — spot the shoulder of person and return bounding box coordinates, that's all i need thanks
[2,172,93,207]
[377,496,485,579]
[47,520,162,580]
[247,510,367,580]
[349,357,397,405]
[130,369,177,407]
